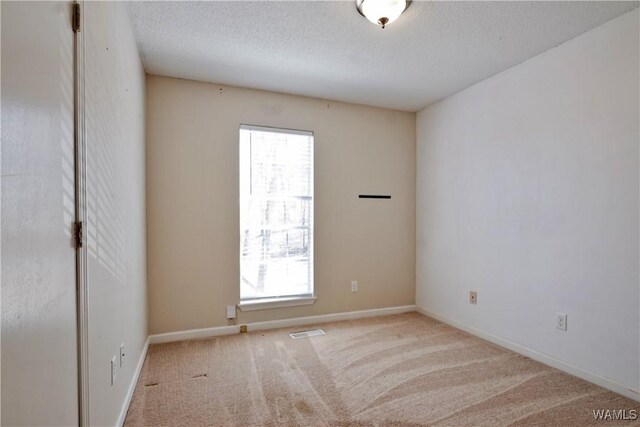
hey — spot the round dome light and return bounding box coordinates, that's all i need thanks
[356,0,411,29]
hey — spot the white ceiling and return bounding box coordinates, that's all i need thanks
[126,1,638,112]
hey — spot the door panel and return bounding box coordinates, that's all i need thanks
[1,2,79,425]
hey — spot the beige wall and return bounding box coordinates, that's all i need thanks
[85,3,148,425]
[416,9,639,395]
[146,75,416,334]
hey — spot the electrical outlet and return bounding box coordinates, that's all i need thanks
[119,343,125,368]
[556,313,567,331]
[469,291,477,305]
[227,305,236,319]
[110,356,117,386]
[351,281,358,292]
[239,324,248,333]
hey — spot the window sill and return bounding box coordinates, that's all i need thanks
[238,296,317,311]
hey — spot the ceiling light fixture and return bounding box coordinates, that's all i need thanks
[355,0,411,29]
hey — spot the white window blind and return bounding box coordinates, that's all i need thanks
[239,125,314,302]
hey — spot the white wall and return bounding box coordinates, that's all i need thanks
[146,76,416,335]
[84,3,147,425]
[416,9,639,398]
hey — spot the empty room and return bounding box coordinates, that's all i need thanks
[2,0,639,426]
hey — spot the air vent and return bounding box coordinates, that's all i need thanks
[289,329,325,339]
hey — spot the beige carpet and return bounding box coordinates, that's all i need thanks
[125,313,639,426]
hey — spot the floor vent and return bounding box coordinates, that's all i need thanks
[289,329,326,339]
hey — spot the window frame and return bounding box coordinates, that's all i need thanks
[238,124,315,310]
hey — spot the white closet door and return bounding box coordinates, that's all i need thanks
[1,2,79,426]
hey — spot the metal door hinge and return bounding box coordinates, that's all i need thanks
[73,221,84,249]
[72,3,81,32]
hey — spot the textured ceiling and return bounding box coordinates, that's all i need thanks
[126,1,638,112]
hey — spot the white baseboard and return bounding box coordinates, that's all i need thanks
[149,324,239,344]
[416,307,640,402]
[247,304,417,332]
[117,336,150,427]
[148,305,417,344]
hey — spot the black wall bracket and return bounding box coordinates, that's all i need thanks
[359,195,391,199]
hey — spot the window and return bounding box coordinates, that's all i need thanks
[239,125,314,306]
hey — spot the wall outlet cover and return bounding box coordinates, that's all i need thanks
[110,356,117,386]
[469,291,478,304]
[226,305,236,319]
[556,313,568,331]
[119,343,125,368]
[351,281,358,292]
